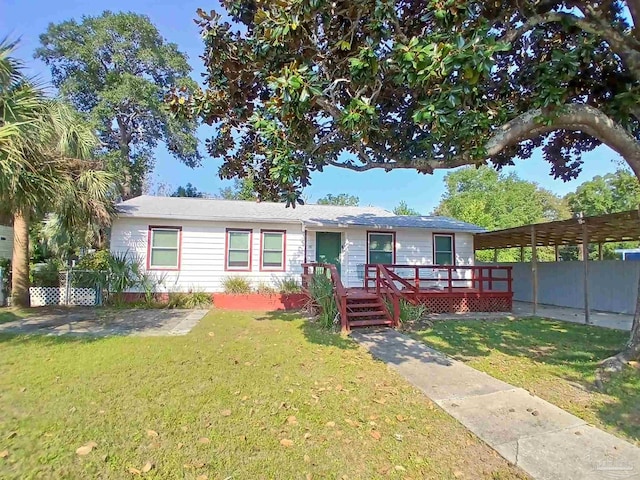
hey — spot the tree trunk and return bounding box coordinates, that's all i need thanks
[11,210,30,308]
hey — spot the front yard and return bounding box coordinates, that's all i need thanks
[0,310,527,479]
[412,318,640,445]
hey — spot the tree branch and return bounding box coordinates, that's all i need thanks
[324,104,640,179]
[504,10,640,77]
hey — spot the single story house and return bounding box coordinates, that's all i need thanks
[110,195,485,293]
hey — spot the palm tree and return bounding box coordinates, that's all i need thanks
[0,40,116,306]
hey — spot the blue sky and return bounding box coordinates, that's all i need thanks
[1,0,625,212]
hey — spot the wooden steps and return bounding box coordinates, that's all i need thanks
[345,293,392,330]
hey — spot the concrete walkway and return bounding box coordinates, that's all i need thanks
[0,308,208,337]
[513,301,634,331]
[352,329,640,480]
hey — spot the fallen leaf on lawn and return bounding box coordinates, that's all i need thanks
[6,431,17,439]
[146,430,159,437]
[304,454,311,463]
[453,471,464,478]
[184,462,206,469]
[141,462,153,473]
[306,474,312,480]
[395,465,406,472]
[287,415,298,425]
[344,419,359,427]
[221,409,232,417]
[128,467,141,475]
[76,441,98,456]
[304,432,311,439]
[326,421,336,428]
[177,442,183,449]
[370,430,381,441]
[373,398,386,405]
[19,387,26,393]
[280,438,294,447]
[394,433,403,441]
[198,437,210,444]
[335,384,343,391]
[241,396,249,401]
[196,475,208,480]
[396,415,406,422]
[208,332,215,337]
[0,450,8,458]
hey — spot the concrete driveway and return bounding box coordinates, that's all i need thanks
[0,307,208,337]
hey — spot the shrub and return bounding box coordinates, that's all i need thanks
[277,277,302,294]
[77,250,111,271]
[384,298,428,324]
[166,291,212,309]
[222,276,252,294]
[30,259,64,287]
[255,282,278,295]
[308,272,337,329]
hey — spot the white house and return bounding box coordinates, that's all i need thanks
[110,195,484,292]
[0,225,13,261]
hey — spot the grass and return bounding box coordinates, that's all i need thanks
[0,308,32,324]
[412,317,640,445]
[0,310,527,479]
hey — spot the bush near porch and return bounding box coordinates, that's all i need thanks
[0,310,527,479]
[412,318,640,445]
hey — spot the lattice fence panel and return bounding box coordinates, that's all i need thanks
[418,295,512,313]
[29,287,61,306]
[29,286,97,306]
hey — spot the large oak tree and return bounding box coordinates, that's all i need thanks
[169,1,640,364]
[37,11,201,199]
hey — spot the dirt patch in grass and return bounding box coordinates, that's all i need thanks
[412,317,640,445]
[0,310,528,479]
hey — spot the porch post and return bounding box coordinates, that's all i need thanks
[581,221,591,324]
[531,226,538,316]
[598,243,603,261]
[554,245,559,262]
[520,246,524,263]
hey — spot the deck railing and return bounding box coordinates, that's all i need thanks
[364,264,513,294]
[375,265,402,327]
[302,263,348,331]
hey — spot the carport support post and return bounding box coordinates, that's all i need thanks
[531,226,538,316]
[582,222,591,324]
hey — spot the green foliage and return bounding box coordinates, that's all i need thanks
[77,250,111,271]
[307,273,337,329]
[393,201,420,216]
[170,183,206,198]
[167,291,212,309]
[565,169,640,259]
[316,193,359,206]
[36,11,200,198]
[222,276,252,294]
[216,178,258,201]
[276,277,302,294]
[434,167,570,262]
[384,298,428,324]
[566,169,640,217]
[30,259,63,287]
[169,2,640,203]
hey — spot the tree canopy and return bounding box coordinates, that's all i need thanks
[169,1,640,204]
[316,193,359,206]
[171,183,206,198]
[393,201,420,216]
[566,169,640,216]
[37,11,201,198]
[434,167,570,230]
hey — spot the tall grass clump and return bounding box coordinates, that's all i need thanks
[308,273,337,329]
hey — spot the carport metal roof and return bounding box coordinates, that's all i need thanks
[474,209,640,250]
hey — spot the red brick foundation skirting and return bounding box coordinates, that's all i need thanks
[119,292,308,311]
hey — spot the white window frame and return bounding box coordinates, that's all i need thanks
[148,227,181,270]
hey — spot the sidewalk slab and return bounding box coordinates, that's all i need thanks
[352,329,640,480]
[352,329,515,401]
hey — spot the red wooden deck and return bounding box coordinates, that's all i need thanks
[302,263,513,332]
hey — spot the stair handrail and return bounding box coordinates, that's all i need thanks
[302,262,348,331]
[376,265,401,327]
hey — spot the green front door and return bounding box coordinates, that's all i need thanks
[316,232,342,275]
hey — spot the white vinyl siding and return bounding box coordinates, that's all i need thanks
[110,219,304,293]
[0,225,12,260]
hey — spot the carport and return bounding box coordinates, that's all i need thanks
[474,210,640,323]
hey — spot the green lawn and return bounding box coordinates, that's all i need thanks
[412,318,640,445]
[0,308,32,324]
[0,310,527,479]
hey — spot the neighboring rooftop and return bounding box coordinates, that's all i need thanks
[116,195,484,233]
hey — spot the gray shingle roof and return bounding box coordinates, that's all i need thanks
[116,195,484,233]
